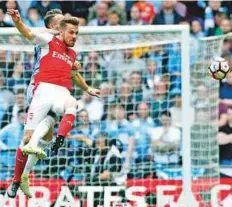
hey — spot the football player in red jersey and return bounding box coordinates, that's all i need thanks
[7,9,100,198]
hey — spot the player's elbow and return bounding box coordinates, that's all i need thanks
[25,32,34,41]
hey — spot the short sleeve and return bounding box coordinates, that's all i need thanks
[31,32,54,46]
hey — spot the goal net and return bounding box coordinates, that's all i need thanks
[0,26,228,207]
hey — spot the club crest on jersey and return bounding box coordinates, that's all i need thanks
[52,51,73,67]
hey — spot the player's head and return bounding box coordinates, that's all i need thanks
[59,16,79,47]
[44,9,63,30]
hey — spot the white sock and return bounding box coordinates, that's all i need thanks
[24,139,50,174]
[27,115,55,148]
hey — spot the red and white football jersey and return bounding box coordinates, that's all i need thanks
[32,33,77,91]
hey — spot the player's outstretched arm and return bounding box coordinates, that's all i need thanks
[7,9,34,40]
[72,70,101,98]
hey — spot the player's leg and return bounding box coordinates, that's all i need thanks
[51,95,78,153]
[20,111,55,195]
[6,130,33,198]
[23,114,55,158]
[22,83,52,158]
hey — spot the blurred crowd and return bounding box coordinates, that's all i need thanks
[0,0,232,181]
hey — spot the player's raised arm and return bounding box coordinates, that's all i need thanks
[8,9,54,45]
[7,9,34,40]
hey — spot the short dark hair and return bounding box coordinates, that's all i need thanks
[60,17,79,29]
[161,110,171,117]
[16,88,25,95]
[109,10,119,17]
[44,9,63,28]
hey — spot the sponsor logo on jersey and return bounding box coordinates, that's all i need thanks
[52,51,73,67]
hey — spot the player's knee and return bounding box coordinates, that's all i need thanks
[64,97,77,115]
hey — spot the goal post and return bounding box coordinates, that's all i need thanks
[0,25,226,206]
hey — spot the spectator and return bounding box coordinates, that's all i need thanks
[83,51,100,68]
[84,62,103,88]
[100,82,116,120]
[170,91,195,128]
[100,82,116,103]
[3,0,19,26]
[149,110,181,165]
[107,11,120,26]
[217,107,232,167]
[85,132,123,207]
[16,0,32,19]
[180,1,204,20]
[108,48,146,84]
[144,58,161,90]
[219,102,228,127]
[2,89,26,126]
[130,71,149,103]
[204,0,228,35]
[222,39,232,57]
[128,6,146,25]
[0,109,25,150]
[88,2,109,26]
[99,50,121,80]
[133,0,156,24]
[220,71,232,107]
[78,17,87,26]
[103,105,135,170]
[143,45,166,73]
[30,0,61,17]
[88,0,127,25]
[153,0,183,25]
[218,19,232,35]
[150,78,173,126]
[67,110,99,169]
[80,93,104,122]
[0,8,12,27]
[131,102,153,163]
[194,84,210,111]
[117,82,136,120]
[209,12,228,36]
[6,60,28,92]
[0,71,15,128]
[24,7,44,27]
[60,1,94,19]
[191,18,205,39]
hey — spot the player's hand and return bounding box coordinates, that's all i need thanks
[7,9,21,23]
[86,87,101,98]
[73,61,82,71]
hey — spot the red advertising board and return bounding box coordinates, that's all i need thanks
[0,178,231,207]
